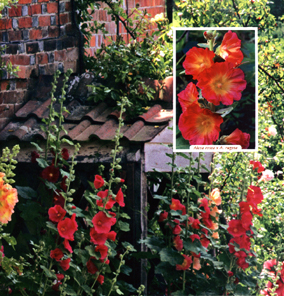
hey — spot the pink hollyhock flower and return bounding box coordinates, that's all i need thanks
[95,244,108,260]
[41,165,60,183]
[197,61,247,106]
[50,248,64,261]
[173,235,183,251]
[176,254,192,271]
[179,104,223,145]
[177,82,199,112]
[94,175,104,189]
[170,198,186,215]
[57,213,78,241]
[219,30,244,66]
[96,189,116,210]
[222,128,250,149]
[183,47,215,80]
[227,219,247,237]
[259,169,274,182]
[268,126,277,136]
[60,258,71,271]
[115,188,125,207]
[48,205,66,223]
[92,211,116,234]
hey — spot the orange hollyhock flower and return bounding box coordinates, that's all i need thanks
[223,128,250,149]
[0,173,18,224]
[209,188,221,205]
[183,47,215,80]
[197,61,247,106]
[176,254,192,271]
[219,31,243,66]
[177,82,199,112]
[178,104,223,145]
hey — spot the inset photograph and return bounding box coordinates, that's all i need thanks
[173,28,257,152]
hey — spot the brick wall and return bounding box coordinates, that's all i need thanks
[0,0,165,129]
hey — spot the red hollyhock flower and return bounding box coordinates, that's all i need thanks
[219,31,244,66]
[50,248,64,261]
[188,217,200,229]
[173,235,183,251]
[190,234,200,242]
[107,231,117,241]
[172,224,182,235]
[170,198,186,215]
[94,175,104,189]
[115,188,125,207]
[235,251,249,270]
[41,165,60,183]
[57,213,78,241]
[176,254,192,271]
[31,151,40,163]
[158,211,168,222]
[97,275,104,285]
[241,211,253,230]
[61,148,69,160]
[96,189,116,210]
[228,271,234,277]
[177,82,199,112]
[90,228,108,245]
[57,274,64,281]
[60,176,68,192]
[249,160,265,173]
[95,244,108,260]
[60,258,71,271]
[200,230,210,248]
[239,201,251,214]
[53,190,65,207]
[52,282,62,292]
[227,219,247,237]
[86,258,98,274]
[197,61,247,106]
[183,47,215,80]
[247,185,263,206]
[179,104,223,145]
[199,198,211,214]
[48,205,66,223]
[223,129,250,149]
[63,239,73,253]
[92,211,116,234]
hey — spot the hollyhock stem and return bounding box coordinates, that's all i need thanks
[41,260,53,296]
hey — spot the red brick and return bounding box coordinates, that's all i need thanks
[38,16,50,26]
[10,55,30,66]
[18,17,32,28]
[54,50,66,62]
[65,2,72,11]
[85,48,92,56]
[59,13,69,24]
[31,4,41,14]
[9,6,22,17]
[17,65,34,79]
[99,10,107,21]
[16,80,28,89]
[48,26,59,38]
[38,0,49,3]
[3,90,27,104]
[8,30,22,41]
[90,35,96,47]
[63,60,78,73]
[0,81,10,91]
[18,0,32,4]
[66,47,78,60]
[36,52,48,64]
[0,104,15,118]
[47,2,58,13]
[30,29,42,40]
[0,19,12,30]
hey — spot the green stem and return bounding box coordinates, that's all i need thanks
[176,53,186,66]
[41,260,53,296]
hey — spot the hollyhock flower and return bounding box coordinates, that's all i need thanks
[249,160,265,173]
[0,245,4,258]
[57,214,78,241]
[53,190,65,207]
[173,235,183,251]
[61,148,69,160]
[200,234,210,248]
[31,151,40,163]
[158,211,168,222]
[170,198,186,215]
[48,205,66,223]
[177,82,199,112]
[188,217,200,229]
[227,219,247,237]
[97,275,104,285]
[236,255,249,270]
[197,61,247,106]
[199,198,210,214]
[52,282,62,292]
[229,235,251,254]
[228,271,234,277]
[246,186,263,206]
[210,206,222,217]
[259,169,274,182]
[60,258,71,271]
[95,244,108,260]
[86,258,98,274]
[63,239,73,253]
[263,259,277,272]
[41,165,60,183]
[219,31,244,66]
[212,231,219,239]
[96,189,116,210]
[60,176,68,192]
[268,126,277,136]
[209,188,221,205]
[92,211,116,234]
[115,188,125,207]
[239,201,251,213]
[90,228,108,245]
[241,211,253,230]
[107,231,117,241]
[201,212,213,229]
[179,104,223,145]
[193,257,201,270]
[94,175,104,189]
[0,173,18,224]
[50,248,64,261]
[183,47,215,80]
[190,234,200,242]
[222,129,250,149]
[176,254,192,271]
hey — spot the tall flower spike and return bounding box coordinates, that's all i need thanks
[178,104,223,145]
[197,61,247,106]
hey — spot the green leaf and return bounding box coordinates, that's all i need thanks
[46,221,58,232]
[61,138,74,146]
[31,142,43,152]
[121,242,136,252]
[82,285,93,295]
[36,158,48,168]
[85,245,99,259]
[16,186,37,200]
[120,265,132,276]
[140,237,165,252]
[65,286,77,296]
[159,248,184,266]
[40,265,56,279]
[3,235,17,247]
[118,221,130,232]
[119,213,131,219]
